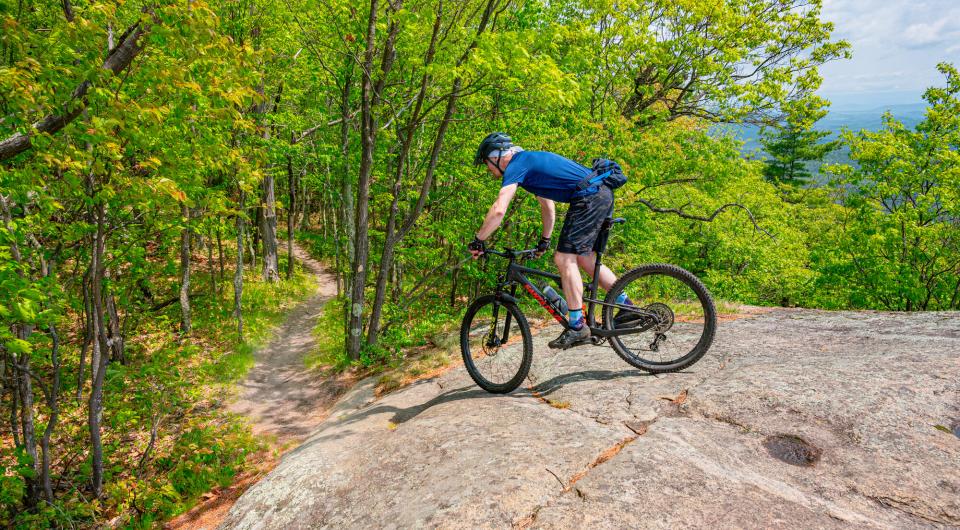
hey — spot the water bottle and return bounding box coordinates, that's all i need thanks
[541,284,569,315]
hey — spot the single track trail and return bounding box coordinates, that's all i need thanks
[166,242,354,529]
[225,243,351,442]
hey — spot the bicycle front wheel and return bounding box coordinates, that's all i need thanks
[460,295,533,393]
[603,264,716,373]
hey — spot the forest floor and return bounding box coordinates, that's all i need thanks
[166,243,358,529]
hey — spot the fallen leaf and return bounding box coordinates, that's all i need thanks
[658,388,688,404]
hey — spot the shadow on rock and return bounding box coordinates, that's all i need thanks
[529,368,658,398]
[288,368,665,458]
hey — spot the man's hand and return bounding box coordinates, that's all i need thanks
[468,237,487,259]
[534,236,551,258]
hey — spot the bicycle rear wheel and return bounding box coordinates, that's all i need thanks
[603,264,716,373]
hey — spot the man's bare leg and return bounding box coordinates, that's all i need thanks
[576,252,616,291]
[554,251,583,312]
[549,251,591,348]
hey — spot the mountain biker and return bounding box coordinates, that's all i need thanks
[469,132,635,349]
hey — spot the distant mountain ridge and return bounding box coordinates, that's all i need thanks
[722,102,928,179]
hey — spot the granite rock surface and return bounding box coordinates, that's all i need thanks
[221,309,960,529]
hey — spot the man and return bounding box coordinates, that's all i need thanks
[468,132,633,349]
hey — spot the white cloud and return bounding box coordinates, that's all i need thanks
[817,0,960,103]
[902,17,960,49]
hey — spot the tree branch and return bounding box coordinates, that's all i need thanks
[631,198,775,239]
[61,0,75,22]
[0,11,153,162]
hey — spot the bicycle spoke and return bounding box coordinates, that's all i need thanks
[605,265,715,370]
[465,302,528,387]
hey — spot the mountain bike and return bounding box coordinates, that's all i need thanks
[460,217,717,393]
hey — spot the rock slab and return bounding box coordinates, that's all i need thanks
[220,309,960,529]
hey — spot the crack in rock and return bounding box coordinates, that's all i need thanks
[511,432,642,530]
[866,493,960,526]
[561,434,640,493]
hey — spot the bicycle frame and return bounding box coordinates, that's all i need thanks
[487,218,649,339]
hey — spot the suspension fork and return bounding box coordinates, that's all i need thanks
[501,284,518,342]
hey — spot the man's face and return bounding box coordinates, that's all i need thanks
[485,158,502,178]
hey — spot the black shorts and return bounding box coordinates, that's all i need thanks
[556,186,614,255]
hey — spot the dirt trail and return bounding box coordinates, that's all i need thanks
[225,243,350,442]
[166,242,351,530]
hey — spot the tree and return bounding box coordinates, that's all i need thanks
[551,0,850,126]
[824,63,960,310]
[760,102,839,186]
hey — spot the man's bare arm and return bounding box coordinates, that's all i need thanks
[476,184,519,240]
[537,196,555,238]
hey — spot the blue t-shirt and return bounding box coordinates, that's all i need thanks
[500,151,597,203]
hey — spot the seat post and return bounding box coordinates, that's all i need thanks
[586,218,613,326]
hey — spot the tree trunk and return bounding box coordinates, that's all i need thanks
[88,198,109,498]
[8,362,20,448]
[234,191,246,341]
[450,265,459,308]
[287,153,296,279]
[105,280,124,364]
[367,78,463,344]
[364,0,493,344]
[340,61,356,297]
[0,13,152,162]
[246,220,257,272]
[41,324,61,503]
[0,194,41,506]
[179,203,192,336]
[347,0,381,360]
[252,204,262,269]
[77,270,92,401]
[16,337,41,507]
[261,175,279,282]
[217,226,225,284]
[208,227,217,296]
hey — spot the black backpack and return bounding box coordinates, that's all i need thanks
[576,158,627,191]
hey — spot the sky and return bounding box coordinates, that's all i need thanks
[816,0,960,109]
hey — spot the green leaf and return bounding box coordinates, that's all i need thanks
[5,338,32,355]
